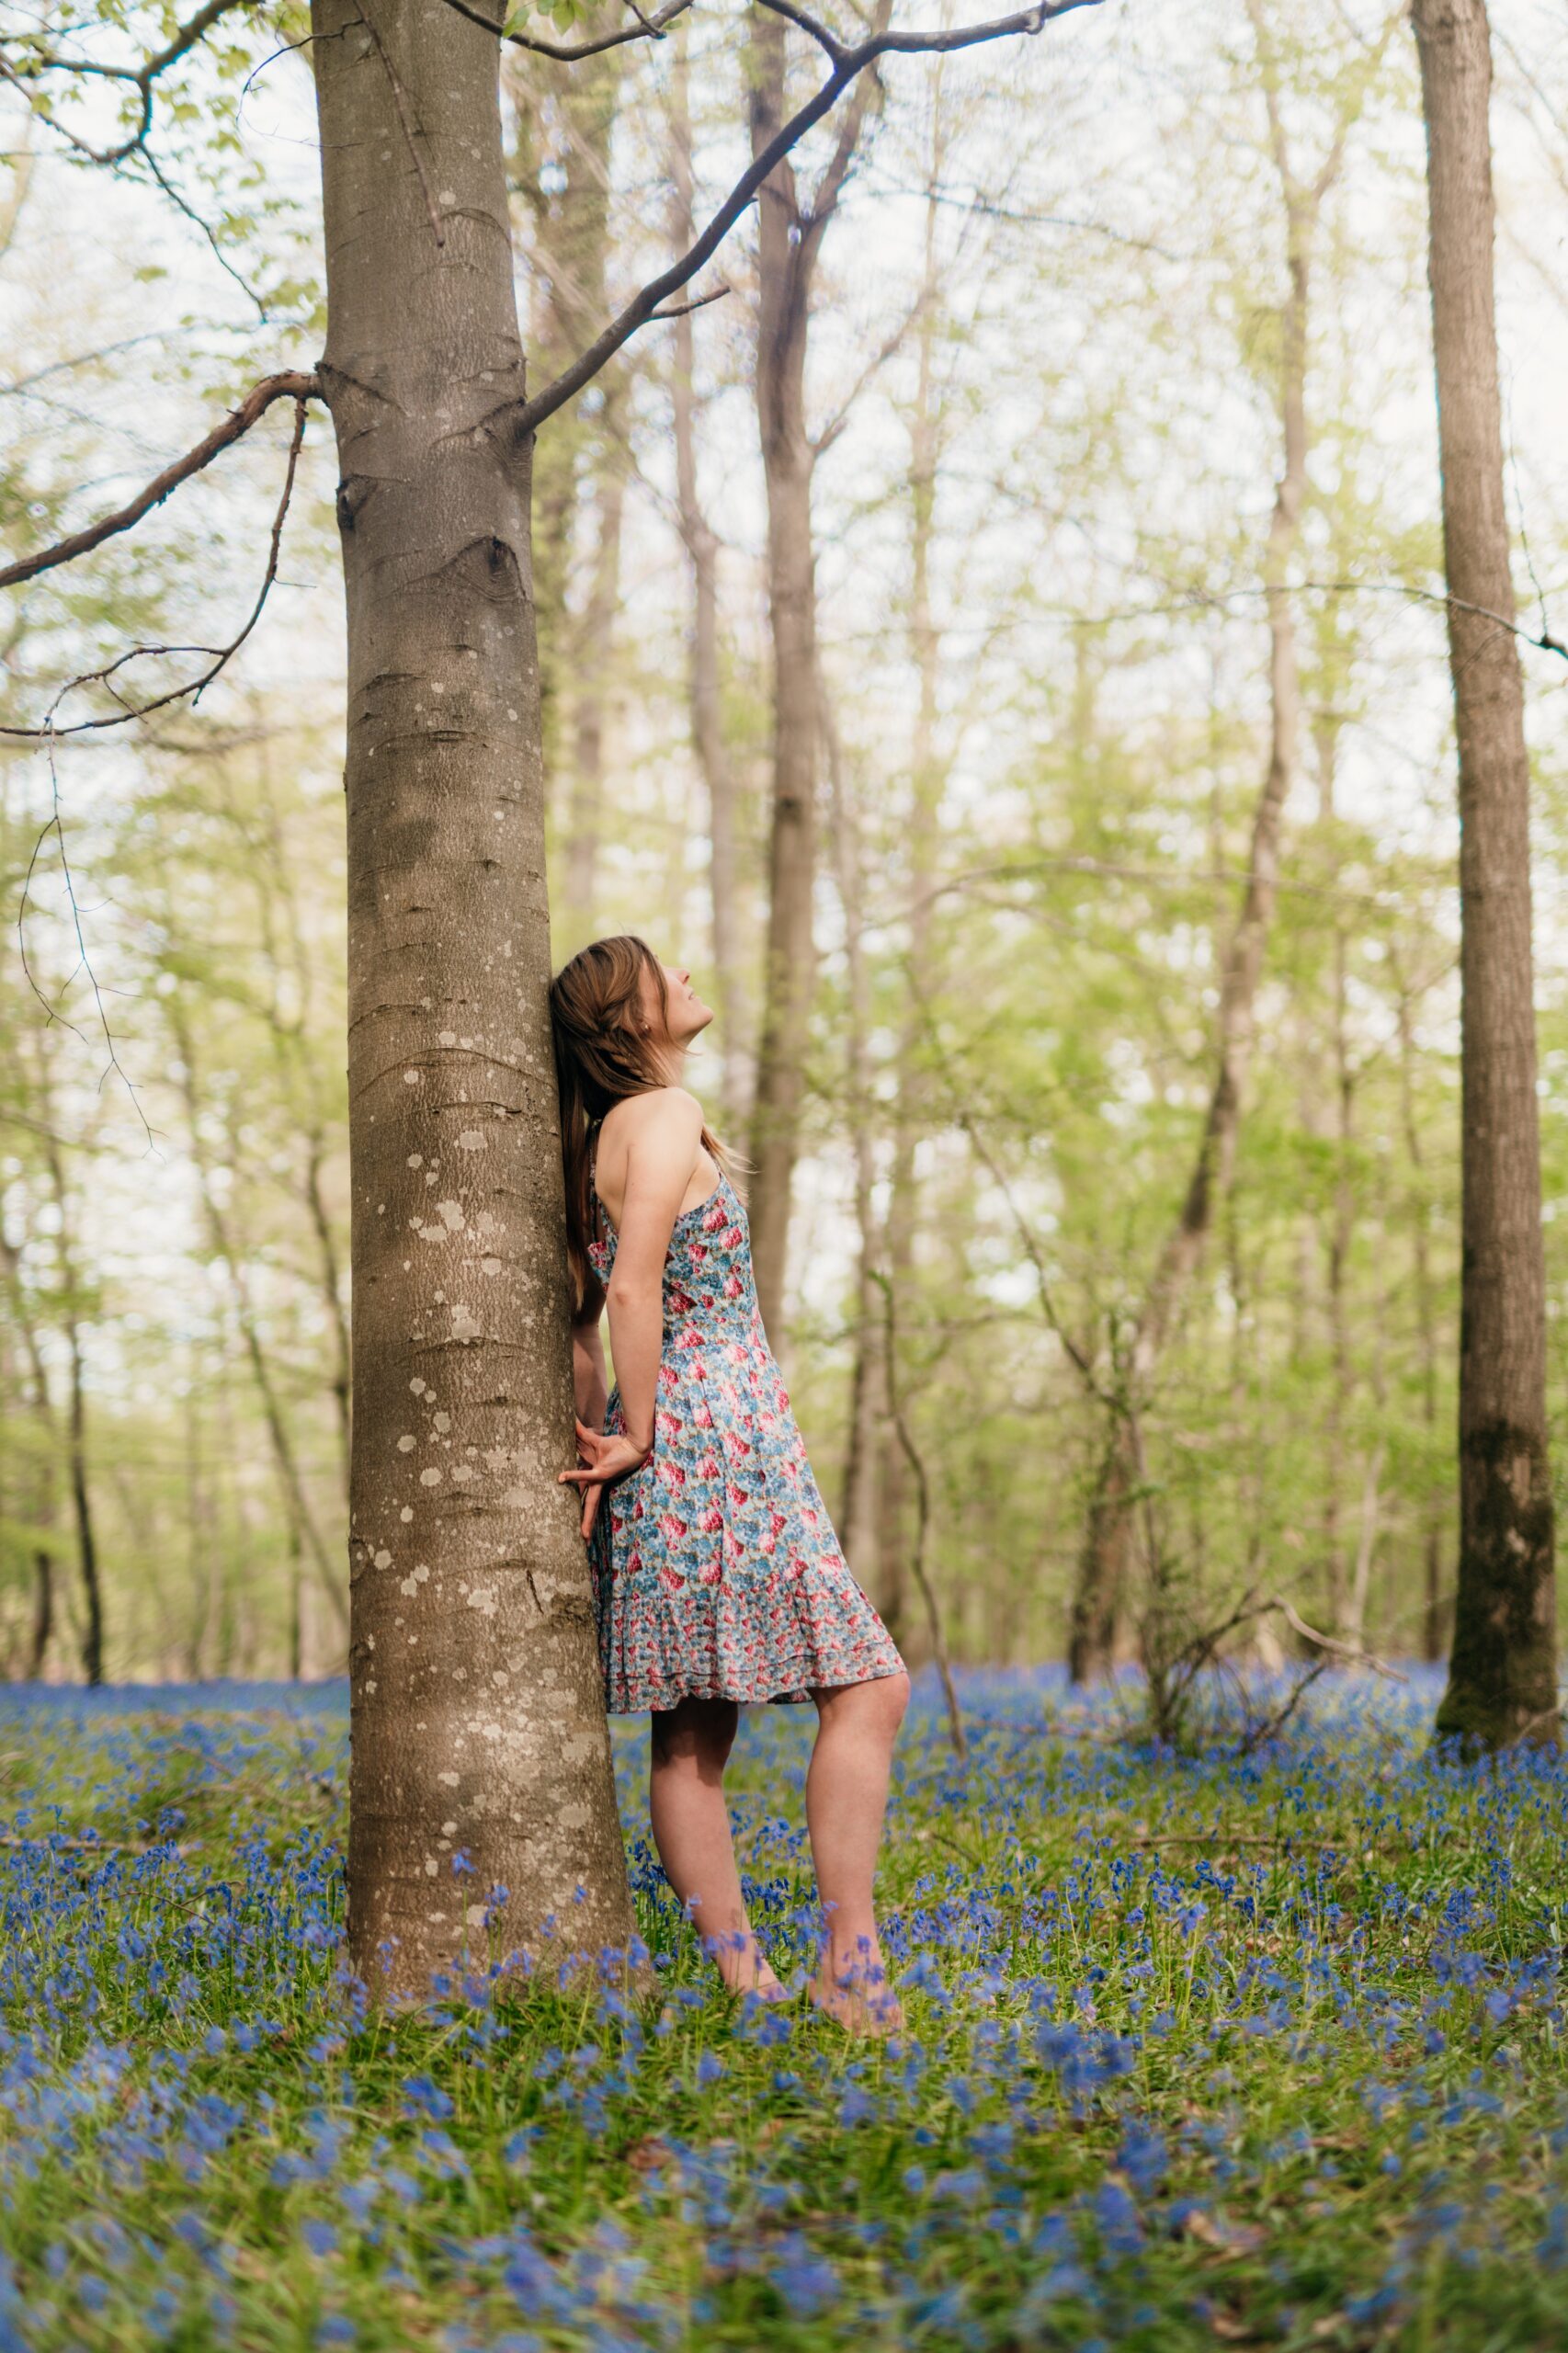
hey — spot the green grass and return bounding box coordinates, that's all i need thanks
[2,1668,1567,2349]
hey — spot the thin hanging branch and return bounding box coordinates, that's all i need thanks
[512,0,1101,436]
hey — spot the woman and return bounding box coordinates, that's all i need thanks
[550,936,910,2034]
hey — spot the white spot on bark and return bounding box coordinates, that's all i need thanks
[420,1469,441,1487]
[398,1435,416,1452]
[450,1303,481,1341]
[467,1904,488,1928]
[374,1549,392,1569]
[403,1069,420,1085]
[442,1820,457,1835]
[438,1771,460,1787]
[410,1379,427,1394]
[425,1859,438,1877]
[434,1412,451,1434]
[438,1030,457,1047]
[481,1257,502,1277]
[457,1130,486,1152]
[466,1586,498,1617]
[407,1154,424,1169]
[415,1563,430,1583]
[435,1200,464,1232]
[400,1507,413,1523]
[452,1464,475,1485]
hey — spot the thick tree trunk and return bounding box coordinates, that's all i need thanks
[0,1215,59,1678]
[669,32,748,1131]
[1415,0,1557,1749]
[1069,63,1320,1678]
[311,0,635,1995]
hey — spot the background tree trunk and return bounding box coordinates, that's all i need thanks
[1415,0,1558,1749]
[744,2,889,1341]
[669,31,749,1133]
[311,0,635,1996]
[1067,34,1327,1679]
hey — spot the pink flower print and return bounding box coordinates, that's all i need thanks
[702,1200,728,1233]
[693,1402,715,1429]
[657,1567,686,1594]
[726,1482,750,1512]
[699,1506,724,1533]
[722,1226,743,1248]
[723,1273,744,1300]
[655,1409,682,1443]
[657,1513,687,1543]
[657,1460,686,1490]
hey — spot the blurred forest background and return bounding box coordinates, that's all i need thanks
[1,0,1565,1685]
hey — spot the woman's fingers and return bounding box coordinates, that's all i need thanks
[582,1486,601,1540]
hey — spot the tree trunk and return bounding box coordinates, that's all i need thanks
[311,0,635,1995]
[669,29,748,1132]
[744,0,889,1338]
[35,1107,104,1685]
[744,4,821,1343]
[875,154,946,1645]
[0,1213,60,1679]
[1068,46,1324,1678]
[1414,0,1557,1748]
[561,378,626,941]
[820,675,882,1587]
[510,39,622,796]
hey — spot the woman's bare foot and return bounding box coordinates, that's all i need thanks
[807,1961,903,2038]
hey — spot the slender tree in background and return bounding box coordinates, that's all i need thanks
[668,29,750,1133]
[1413,0,1557,1749]
[744,0,892,1341]
[1068,10,1358,1680]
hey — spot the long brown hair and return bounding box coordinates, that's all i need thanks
[548,935,725,1312]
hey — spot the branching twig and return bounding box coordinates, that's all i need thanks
[0,0,260,167]
[442,0,694,62]
[2,391,312,743]
[0,369,321,593]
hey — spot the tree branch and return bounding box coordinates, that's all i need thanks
[517,0,1101,436]
[441,0,694,63]
[0,370,321,593]
[0,392,312,741]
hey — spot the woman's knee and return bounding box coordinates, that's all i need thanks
[818,1670,911,1744]
[651,1696,739,1775]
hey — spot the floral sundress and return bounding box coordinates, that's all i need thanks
[586,1165,906,1712]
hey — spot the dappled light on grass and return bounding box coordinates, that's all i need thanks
[2,1669,1568,2347]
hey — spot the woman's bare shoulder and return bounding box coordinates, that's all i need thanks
[602,1086,704,1145]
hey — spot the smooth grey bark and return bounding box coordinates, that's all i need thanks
[311,0,636,1995]
[0,1211,59,1677]
[561,379,626,941]
[1414,0,1557,1750]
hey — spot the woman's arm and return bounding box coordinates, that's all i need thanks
[602,1089,704,1453]
[572,1269,608,1429]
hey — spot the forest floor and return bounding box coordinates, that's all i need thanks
[1,1666,1565,2351]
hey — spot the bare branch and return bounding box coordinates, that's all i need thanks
[518,0,1101,435]
[647,282,730,323]
[0,370,321,593]
[0,393,312,741]
[441,0,694,63]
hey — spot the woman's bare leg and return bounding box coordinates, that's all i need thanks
[648,1697,783,1995]
[804,1672,911,2031]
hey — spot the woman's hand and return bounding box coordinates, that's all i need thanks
[559,1418,651,1540]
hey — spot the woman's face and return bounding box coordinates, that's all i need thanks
[641,957,713,1051]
